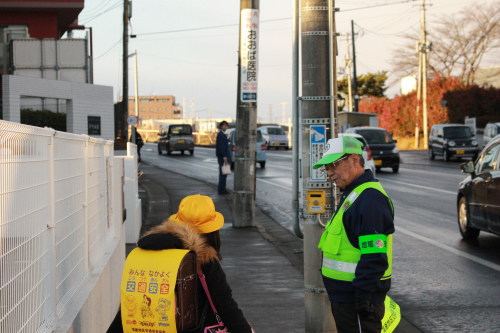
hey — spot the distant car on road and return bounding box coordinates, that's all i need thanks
[157,124,195,156]
[345,126,400,173]
[225,128,266,169]
[428,124,479,161]
[339,133,376,175]
[457,134,500,240]
[483,122,500,147]
[259,125,289,150]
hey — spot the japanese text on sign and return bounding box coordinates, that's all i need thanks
[240,9,259,102]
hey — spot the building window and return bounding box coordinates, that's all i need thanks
[174,110,181,114]
[140,98,150,103]
[141,108,145,111]
[158,107,162,111]
[150,108,154,111]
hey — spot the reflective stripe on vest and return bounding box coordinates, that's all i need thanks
[318,181,394,282]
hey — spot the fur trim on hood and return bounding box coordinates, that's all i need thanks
[142,219,219,267]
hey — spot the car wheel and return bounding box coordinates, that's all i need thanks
[259,161,266,168]
[375,166,381,172]
[428,148,435,160]
[167,150,172,155]
[189,149,194,156]
[443,149,450,161]
[181,150,185,155]
[457,196,480,240]
[157,146,162,155]
[392,165,399,173]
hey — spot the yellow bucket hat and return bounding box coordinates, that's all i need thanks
[169,194,224,233]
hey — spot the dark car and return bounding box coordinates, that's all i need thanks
[157,124,195,156]
[345,127,400,173]
[457,134,500,240]
[428,124,479,161]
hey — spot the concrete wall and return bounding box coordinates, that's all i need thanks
[2,74,114,140]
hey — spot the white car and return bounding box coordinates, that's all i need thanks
[339,133,376,175]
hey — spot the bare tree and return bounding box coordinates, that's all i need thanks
[392,2,500,85]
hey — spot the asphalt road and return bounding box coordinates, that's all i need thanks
[140,143,500,333]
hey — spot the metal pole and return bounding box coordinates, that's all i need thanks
[133,50,139,120]
[292,0,302,238]
[233,0,259,228]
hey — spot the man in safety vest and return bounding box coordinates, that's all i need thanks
[313,136,395,333]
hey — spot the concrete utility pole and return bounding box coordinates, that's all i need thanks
[300,0,338,331]
[415,0,430,148]
[351,20,358,113]
[234,0,259,227]
[344,35,353,112]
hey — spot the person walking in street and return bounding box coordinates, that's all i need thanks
[215,120,231,195]
[313,136,395,333]
[137,194,254,332]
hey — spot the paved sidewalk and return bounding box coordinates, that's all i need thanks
[136,162,305,333]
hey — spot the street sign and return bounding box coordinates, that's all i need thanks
[127,115,137,126]
[240,9,259,103]
[310,125,327,181]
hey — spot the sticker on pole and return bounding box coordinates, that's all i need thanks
[310,125,327,181]
[240,9,259,102]
[127,115,138,126]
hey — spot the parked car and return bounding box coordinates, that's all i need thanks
[157,124,195,155]
[483,122,500,147]
[345,127,400,173]
[339,133,376,175]
[428,124,479,161]
[225,128,266,169]
[259,125,289,150]
[457,134,500,240]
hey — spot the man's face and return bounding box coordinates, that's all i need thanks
[220,123,228,131]
[325,154,358,190]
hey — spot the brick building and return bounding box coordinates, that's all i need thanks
[127,95,183,124]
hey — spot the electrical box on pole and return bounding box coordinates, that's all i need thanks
[234,0,259,227]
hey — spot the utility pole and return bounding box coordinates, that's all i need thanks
[300,0,337,331]
[234,0,259,228]
[122,0,131,142]
[351,20,358,113]
[344,35,353,112]
[416,0,430,148]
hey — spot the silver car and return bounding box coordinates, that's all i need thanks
[225,128,266,169]
[259,125,289,150]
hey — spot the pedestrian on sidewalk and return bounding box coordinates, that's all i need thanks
[215,120,231,195]
[313,136,395,333]
[138,194,253,332]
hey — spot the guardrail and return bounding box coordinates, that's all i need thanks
[0,120,131,332]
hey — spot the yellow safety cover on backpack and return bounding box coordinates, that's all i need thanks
[382,295,401,333]
[121,248,189,333]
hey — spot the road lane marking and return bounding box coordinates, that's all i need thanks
[257,177,290,191]
[379,178,456,195]
[396,223,500,272]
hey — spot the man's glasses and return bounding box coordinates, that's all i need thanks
[322,154,350,172]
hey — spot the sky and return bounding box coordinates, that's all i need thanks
[74,0,499,123]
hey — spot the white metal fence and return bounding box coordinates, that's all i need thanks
[0,120,125,332]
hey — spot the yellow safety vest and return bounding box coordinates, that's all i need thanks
[121,248,190,333]
[318,181,393,281]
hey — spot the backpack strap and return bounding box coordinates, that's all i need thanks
[197,268,224,325]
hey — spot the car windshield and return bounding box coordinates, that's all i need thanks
[170,125,192,135]
[267,127,285,135]
[356,130,392,144]
[443,127,472,139]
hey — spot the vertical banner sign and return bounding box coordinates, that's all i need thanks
[310,125,327,181]
[240,9,259,102]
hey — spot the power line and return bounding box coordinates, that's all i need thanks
[340,0,418,12]
[94,38,122,60]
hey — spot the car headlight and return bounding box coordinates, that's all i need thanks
[448,141,456,147]
[392,146,399,153]
[472,140,478,146]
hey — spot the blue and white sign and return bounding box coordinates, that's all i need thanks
[310,125,327,181]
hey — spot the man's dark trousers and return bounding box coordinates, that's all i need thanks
[217,156,227,194]
[331,302,384,333]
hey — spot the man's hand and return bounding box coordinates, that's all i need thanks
[223,157,228,163]
[355,298,373,317]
